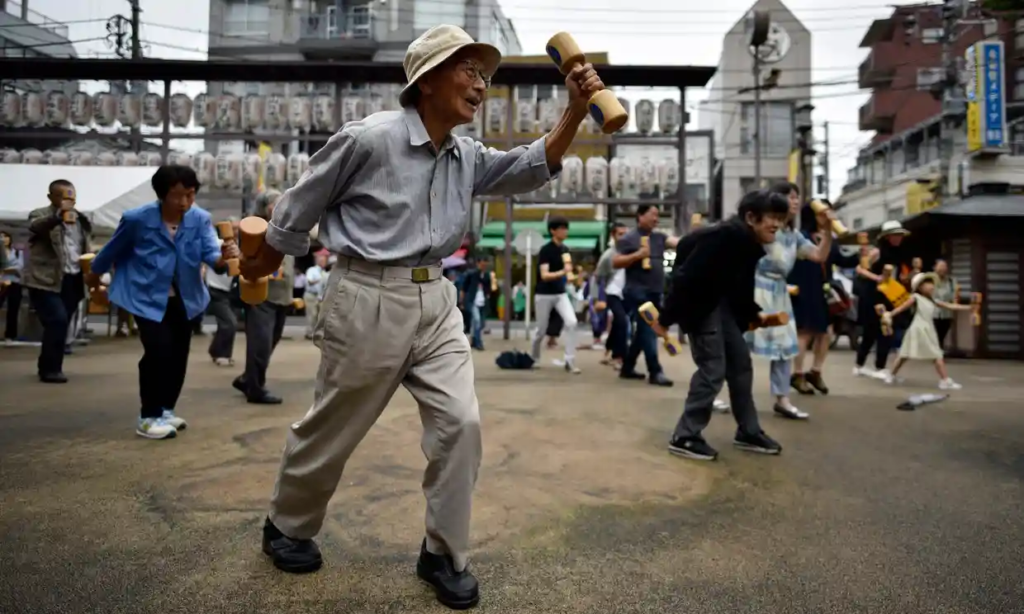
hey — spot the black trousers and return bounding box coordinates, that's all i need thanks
[28,273,84,376]
[605,295,630,359]
[241,302,287,398]
[135,294,194,419]
[207,287,237,360]
[855,314,893,371]
[1,282,22,340]
[934,318,953,350]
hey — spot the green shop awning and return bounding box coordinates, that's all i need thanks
[479,220,605,239]
[474,237,597,250]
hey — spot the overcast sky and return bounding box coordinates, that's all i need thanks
[22,0,926,199]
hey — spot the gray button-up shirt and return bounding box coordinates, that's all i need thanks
[266,107,558,266]
[62,221,82,274]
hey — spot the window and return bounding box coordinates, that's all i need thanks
[886,205,903,221]
[1017,19,1024,50]
[739,177,786,194]
[224,0,270,36]
[413,0,465,31]
[917,67,944,90]
[921,28,943,44]
[853,218,864,230]
[740,102,794,157]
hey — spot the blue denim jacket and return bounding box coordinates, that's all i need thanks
[92,202,222,322]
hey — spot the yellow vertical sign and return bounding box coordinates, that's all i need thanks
[966,104,982,152]
[965,44,983,152]
[787,148,801,183]
[257,142,272,192]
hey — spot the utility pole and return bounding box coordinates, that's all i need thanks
[753,55,762,187]
[129,0,143,154]
[938,0,967,201]
[821,121,830,199]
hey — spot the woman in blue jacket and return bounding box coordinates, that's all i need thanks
[91,165,238,440]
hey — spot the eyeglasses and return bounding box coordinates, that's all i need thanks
[457,60,491,88]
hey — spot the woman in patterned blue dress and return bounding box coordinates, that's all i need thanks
[746,182,835,420]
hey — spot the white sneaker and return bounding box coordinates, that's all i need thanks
[213,357,233,367]
[872,369,893,381]
[136,417,177,440]
[161,409,187,431]
[564,359,582,374]
[713,399,731,413]
[939,378,962,390]
[852,366,874,378]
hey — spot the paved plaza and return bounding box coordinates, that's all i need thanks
[1,334,1023,613]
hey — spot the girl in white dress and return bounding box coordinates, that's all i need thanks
[884,272,972,389]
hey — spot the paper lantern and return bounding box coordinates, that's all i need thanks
[634,100,655,134]
[214,94,241,130]
[340,96,363,125]
[0,149,20,163]
[515,100,535,133]
[142,93,164,127]
[314,95,336,131]
[559,155,584,195]
[42,150,70,165]
[242,94,265,130]
[192,94,212,128]
[44,91,70,126]
[658,99,680,134]
[286,152,310,186]
[193,152,216,185]
[167,152,192,167]
[96,151,117,166]
[140,151,163,166]
[20,149,43,164]
[658,157,680,195]
[242,153,262,188]
[116,151,139,166]
[264,95,286,130]
[20,92,44,126]
[92,93,117,126]
[264,153,287,188]
[538,98,561,132]
[70,151,95,166]
[214,153,243,190]
[0,92,21,125]
[69,92,93,126]
[585,156,609,199]
[169,93,193,128]
[117,94,142,128]
[609,157,637,197]
[288,97,312,131]
[617,98,631,128]
[486,99,506,134]
[638,158,657,194]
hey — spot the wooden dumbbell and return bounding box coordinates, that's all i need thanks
[857,232,871,270]
[971,292,983,326]
[62,210,77,224]
[214,220,241,277]
[876,304,893,336]
[640,235,651,270]
[809,199,847,236]
[749,312,790,331]
[690,213,704,230]
[562,252,575,282]
[238,216,269,305]
[787,285,799,296]
[545,32,629,134]
[637,301,682,356]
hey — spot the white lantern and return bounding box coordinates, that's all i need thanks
[559,155,584,195]
[314,95,336,131]
[264,153,287,188]
[485,99,506,135]
[192,94,212,128]
[193,152,216,185]
[96,151,117,166]
[69,92,93,126]
[117,94,142,128]
[42,150,70,165]
[142,93,164,127]
[659,158,680,196]
[658,99,680,134]
[617,98,631,131]
[340,96,363,126]
[515,100,535,133]
[93,93,118,126]
[609,157,637,197]
[585,156,609,199]
[242,94,265,130]
[242,153,262,188]
[0,92,21,125]
[638,158,657,194]
[288,97,312,131]
[21,92,45,126]
[264,95,286,130]
[286,152,310,186]
[634,99,655,134]
[0,149,20,163]
[20,149,43,164]
[214,153,244,190]
[169,93,193,128]
[538,98,561,132]
[70,151,95,166]
[116,151,139,166]
[44,91,70,126]
[167,152,192,167]
[140,151,163,166]
[214,94,241,131]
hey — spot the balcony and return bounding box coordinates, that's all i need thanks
[858,53,896,89]
[859,98,895,133]
[296,6,378,58]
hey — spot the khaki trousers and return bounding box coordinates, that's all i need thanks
[269,257,481,572]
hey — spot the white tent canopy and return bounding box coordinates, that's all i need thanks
[0,165,158,230]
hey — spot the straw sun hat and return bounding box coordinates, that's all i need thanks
[398,24,502,107]
[911,272,938,293]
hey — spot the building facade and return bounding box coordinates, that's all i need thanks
[1,1,77,95]
[698,0,811,217]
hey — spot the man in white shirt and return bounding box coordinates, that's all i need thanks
[303,251,329,340]
[594,223,629,368]
[207,230,238,366]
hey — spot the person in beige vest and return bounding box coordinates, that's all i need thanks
[232,190,291,404]
[239,24,606,610]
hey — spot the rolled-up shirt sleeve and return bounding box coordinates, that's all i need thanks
[471,136,561,197]
[266,128,366,256]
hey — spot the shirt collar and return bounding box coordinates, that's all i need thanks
[403,107,459,158]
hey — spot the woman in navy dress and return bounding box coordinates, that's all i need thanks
[788,202,860,395]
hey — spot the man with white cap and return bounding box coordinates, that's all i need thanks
[241,24,605,609]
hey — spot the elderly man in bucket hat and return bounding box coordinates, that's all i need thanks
[241,24,605,609]
[853,219,912,379]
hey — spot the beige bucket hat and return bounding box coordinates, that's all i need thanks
[911,272,938,293]
[399,24,502,107]
[878,220,910,238]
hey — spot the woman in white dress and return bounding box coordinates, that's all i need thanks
[885,272,972,389]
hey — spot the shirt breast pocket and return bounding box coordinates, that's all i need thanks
[178,229,202,266]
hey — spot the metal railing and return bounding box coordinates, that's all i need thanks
[298,6,374,41]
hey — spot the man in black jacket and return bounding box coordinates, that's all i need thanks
[658,190,789,461]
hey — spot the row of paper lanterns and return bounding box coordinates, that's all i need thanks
[0,90,684,135]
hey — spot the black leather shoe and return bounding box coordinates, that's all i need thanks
[416,540,479,610]
[262,517,322,574]
[39,372,68,384]
[619,370,646,381]
[248,393,283,405]
[649,372,674,387]
[231,376,247,394]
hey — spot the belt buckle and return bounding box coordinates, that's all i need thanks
[411,267,430,283]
